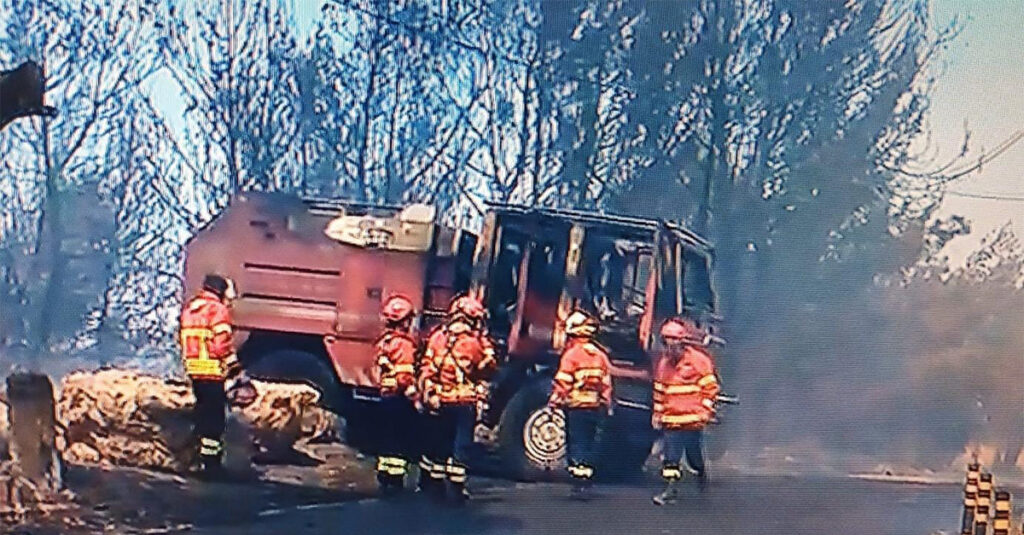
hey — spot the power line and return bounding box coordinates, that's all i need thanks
[945,190,1024,202]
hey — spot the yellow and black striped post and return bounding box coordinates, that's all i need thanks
[973,473,993,535]
[991,491,1010,535]
[962,462,981,534]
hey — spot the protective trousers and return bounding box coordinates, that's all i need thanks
[192,379,226,473]
[565,408,605,483]
[418,411,447,493]
[376,396,416,491]
[660,429,705,481]
[420,404,475,494]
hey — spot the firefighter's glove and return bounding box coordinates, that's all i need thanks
[227,374,257,408]
[224,371,247,391]
[424,392,441,411]
[223,353,242,379]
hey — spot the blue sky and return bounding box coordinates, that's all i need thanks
[925,0,1024,265]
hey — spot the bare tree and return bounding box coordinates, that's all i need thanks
[160,0,301,202]
[0,0,160,359]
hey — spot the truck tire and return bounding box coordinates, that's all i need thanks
[496,379,566,481]
[244,348,343,411]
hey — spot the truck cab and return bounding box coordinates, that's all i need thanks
[468,204,717,477]
[182,192,717,478]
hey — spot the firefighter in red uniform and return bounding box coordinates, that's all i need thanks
[651,317,720,505]
[374,294,419,495]
[179,274,248,478]
[418,294,497,503]
[548,310,613,499]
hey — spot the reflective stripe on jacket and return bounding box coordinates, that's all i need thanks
[375,329,417,398]
[652,346,720,430]
[418,322,497,406]
[180,290,236,381]
[548,338,613,409]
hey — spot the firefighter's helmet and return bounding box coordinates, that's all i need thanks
[224,277,238,302]
[660,317,707,346]
[564,310,599,338]
[448,294,485,322]
[382,294,415,323]
[202,274,237,302]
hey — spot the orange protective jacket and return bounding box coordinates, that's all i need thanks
[418,322,497,406]
[179,290,237,381]
[548,338,613,410]
[652,346,720,430]
[375,329,417,398]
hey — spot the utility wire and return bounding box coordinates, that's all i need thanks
[329,1,1024,206]
[945,190,1024,202]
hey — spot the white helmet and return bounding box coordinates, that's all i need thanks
[564,310,598,338]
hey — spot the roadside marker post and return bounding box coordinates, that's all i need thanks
[991,491,1010,535]
[973,473,993,535]
[962,462,981,535]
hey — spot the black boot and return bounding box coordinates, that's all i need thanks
[570,477,595,500]
[696,471,709,493]
[198,455,225,481]
[448,480,470,505]
[445,458,470,505]
[417,476,446,502]
[378,472,402,496]
[652,480,678,505]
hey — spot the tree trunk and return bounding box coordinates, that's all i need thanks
[1,373,68,522]
[31,117,62,361]
[4,373,61,490]
[384,55,404,204]
[1,373,63,521]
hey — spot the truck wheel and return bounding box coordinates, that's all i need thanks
[497,380,566,481]
[244,349,343,411]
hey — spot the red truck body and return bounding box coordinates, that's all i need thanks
[183,192,719,477]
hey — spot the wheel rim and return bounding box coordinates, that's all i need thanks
[522,407,566,469]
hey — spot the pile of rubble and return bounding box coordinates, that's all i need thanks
[58,370,199,471]
[57,369,340,471]
[0,369,339,473]
[0,459,74,524]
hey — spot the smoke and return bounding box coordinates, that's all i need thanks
[719,239,1024,480]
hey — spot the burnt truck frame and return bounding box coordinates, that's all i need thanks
[183,192,719,479]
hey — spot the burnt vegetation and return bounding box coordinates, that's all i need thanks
[0,0,1020,474]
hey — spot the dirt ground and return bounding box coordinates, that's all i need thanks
[2,443,377,535]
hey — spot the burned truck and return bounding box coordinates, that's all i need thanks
[183,192,718,478]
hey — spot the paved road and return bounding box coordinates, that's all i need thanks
[193,473,968,535]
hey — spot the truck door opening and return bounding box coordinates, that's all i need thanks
[577,230,657,364]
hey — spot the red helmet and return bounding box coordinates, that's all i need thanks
[660,317,706,345]
[382,294,415,323]
[448,294,485,321]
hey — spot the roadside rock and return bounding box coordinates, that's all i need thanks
[56,369,340,472]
